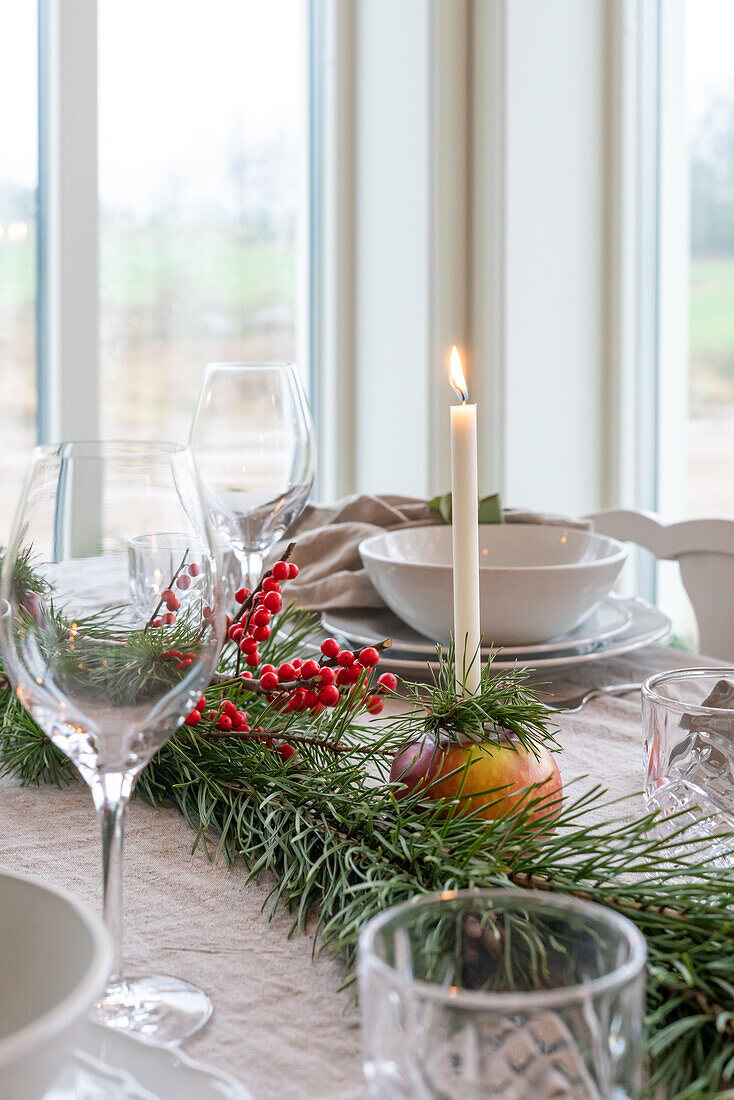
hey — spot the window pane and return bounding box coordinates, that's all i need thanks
[0,4,37,538]
[97,0,307,444]
[687,0,734,517]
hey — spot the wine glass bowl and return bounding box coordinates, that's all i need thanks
[190,363,316,591]
[0,441,226,1042]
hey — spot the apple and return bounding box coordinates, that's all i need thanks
[390,733,562,824]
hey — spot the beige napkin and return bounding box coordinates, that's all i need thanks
[271,493,591,611]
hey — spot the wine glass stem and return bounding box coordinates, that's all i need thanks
[91,771,134,983]
[238,549,263,591]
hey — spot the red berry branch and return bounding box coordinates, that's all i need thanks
[176,547,398,756]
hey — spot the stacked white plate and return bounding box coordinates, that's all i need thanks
[323,595,671,675]
[45,1021,250,1098]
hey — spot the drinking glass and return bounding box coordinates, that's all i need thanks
[643,667,734,865]
[189,362,316,595]
[128,531,242,619]
[359,888,646,1099]
[0,442,226,1043]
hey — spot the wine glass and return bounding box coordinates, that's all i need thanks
[0,442,226,1043]
[189,363,316,595]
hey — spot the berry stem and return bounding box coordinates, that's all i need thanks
[191,726,392,756]
[144,547,190,632]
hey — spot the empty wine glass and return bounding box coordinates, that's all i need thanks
[0,442,226,1043]
[189,363,316,595]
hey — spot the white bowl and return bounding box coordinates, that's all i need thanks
[0,869,112,1098]
[359,524,627,646]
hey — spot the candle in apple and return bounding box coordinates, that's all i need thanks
[449,346,481,694]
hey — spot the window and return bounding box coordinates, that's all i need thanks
[0,3,38,538]
[98,0,308,444]
[0,1,310,539]
[686,0,734,518]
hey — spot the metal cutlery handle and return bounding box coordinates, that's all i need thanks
[543,682,643,714]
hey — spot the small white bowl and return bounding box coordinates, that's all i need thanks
[359,524,627,646]
[0,869,112,1099]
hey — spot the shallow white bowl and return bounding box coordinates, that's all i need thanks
[359,524,627,646]
[0,869,112,1099]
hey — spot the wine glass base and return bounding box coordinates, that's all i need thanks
[94,974,213,1045]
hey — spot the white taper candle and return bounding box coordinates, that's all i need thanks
[449,347,481,694]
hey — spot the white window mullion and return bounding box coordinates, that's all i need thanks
[38,0,99,445]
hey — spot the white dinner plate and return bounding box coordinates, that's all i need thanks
[323,597,633,660]
[45,1020,251,1099]
[322,597,670,675]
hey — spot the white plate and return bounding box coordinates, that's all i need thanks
[45,1020,251,1099]
[323,598,671,675]
[323,597,632,660]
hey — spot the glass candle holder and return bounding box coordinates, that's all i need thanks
[358,888,646,1100]
[643,667,734,864]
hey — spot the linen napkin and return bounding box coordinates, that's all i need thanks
[271,493,591,611]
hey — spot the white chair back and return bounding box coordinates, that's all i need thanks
[589,509,734,662]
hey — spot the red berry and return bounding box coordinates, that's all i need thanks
[197,695,207,711]
[260,663,277,675]
[259,671,279,691]
[318,684,340,707]
[337,650,355,667]
[366,696,384,715]
[166,595,181,612]
[272,561,290,581]
[235,587,250,605]
[184,709,201,726]
[252,625,271,642]
[245,651,261,667]
[241,670,253,680]
[162,649,181,658]
[321,638,340,660]
[176,574,191,591]
[188,562,200,577]
[316,666,335,685]
[151,618,162,628]
[217,715,233,731]
[292,658,303,670]
[288,563,299,579]
[290,689,306,710]
[302,690,319,709]
[228,624,244,641]
[161,588,174,603]
[359,647,380,667]
[278,663,297,682]
[223,699,239,719]
[377,672,398,692]
[263,591,282,613]
[278,743,297,762]
[203,605,213,618]
[240,635,258,654]
[233,715,249,731]
[300,659,320,680]
[163,612,176,625]
[251,607,272,628]
[262,576,281,593]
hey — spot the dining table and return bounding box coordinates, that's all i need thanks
[0,641,722,1099]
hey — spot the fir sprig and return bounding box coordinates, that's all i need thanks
[391,642,560,758]
[3,605,734,1095]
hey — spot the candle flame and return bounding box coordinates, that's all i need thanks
[449,346,468,403]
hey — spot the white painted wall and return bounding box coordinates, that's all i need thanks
[354,0,432,496]
[502,0,607,515]
[330,0,624,516]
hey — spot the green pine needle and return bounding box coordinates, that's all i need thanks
[1,593,734,1096]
